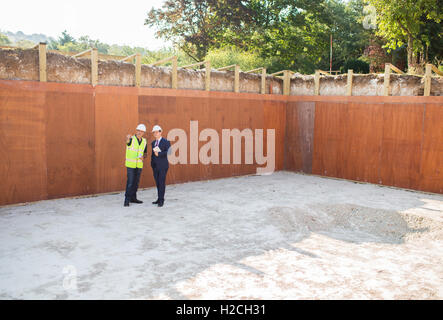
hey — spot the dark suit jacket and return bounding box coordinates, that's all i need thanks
[151,138,170,170]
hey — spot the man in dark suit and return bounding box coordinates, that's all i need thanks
[150,125,171,207]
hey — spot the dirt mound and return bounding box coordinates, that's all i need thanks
[267,204,442,244]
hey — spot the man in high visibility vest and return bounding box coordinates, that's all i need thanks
[124,124,147,207]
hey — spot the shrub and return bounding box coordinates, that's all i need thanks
[340,59,370,74]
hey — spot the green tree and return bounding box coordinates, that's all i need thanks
[141,47,195,66]
[49,32,111,54]
[0,32,11,45]
[368,0,442,73]
[77,36,110,54]
[145,0,255,61]
[145,0,374,74]
[14,39,35,48]
[58,30,76,46]
[205,46,270,70]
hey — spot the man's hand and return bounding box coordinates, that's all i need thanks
[154,151,159,157]
[126,134,131,143]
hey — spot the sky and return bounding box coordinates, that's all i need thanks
[1,0,171,49]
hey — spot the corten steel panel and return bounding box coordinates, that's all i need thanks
[287,95,442,104]
[284,101,315,173]
[45,90,95,198]
[419,104,443,193]
[312,102,348,178]
[0,82,48,205]
[138,94,178,188]
[380,103,424,190]
[209,97,264,179]
[138,95,272,187]
[264,99,286,172]
[1,79,442,206]
[95,87,139,194]
[341,102,383,184]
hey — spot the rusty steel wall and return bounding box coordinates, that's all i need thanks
[94,86,139,194]
[45,89,95,199]
[285,96,443,194]
[0,81,48,204]
[419,103,443,193]
[0,80,286,205]
[284,101,315,173]
[0,80,442,206]
[137,89,286,188]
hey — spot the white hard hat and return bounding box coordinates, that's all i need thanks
[152,125,162,132]
[136,124,146,132]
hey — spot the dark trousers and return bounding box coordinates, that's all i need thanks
[125,167,142,201]
[153,168,168,202]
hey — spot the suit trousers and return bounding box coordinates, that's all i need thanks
[153,167,168,202]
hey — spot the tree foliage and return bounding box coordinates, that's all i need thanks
[145,0,374,73]
[0,32,11,45]
[368,0,442,73]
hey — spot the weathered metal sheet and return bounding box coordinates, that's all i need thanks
[284,101,315,173]
[0,81,47,204]
[380,103,424,189]
[94,86,139,194]
[0,79,442,206]
[419,103,443,193]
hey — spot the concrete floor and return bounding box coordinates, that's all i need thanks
[0,171,442,299]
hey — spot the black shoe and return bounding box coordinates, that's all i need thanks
[157,202,164,207]
[152,200,159,204]
[124,200,130,207]
[130,199,143,204]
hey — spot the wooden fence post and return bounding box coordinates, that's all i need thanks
[91,48,98,87]
[234,64,240,93]
[261,68,267,94]
[383,63,391,96]
[424,64,432,96]
[282,70,291,95]
[205,61,211,91]
[135,53,141,87]
[347,69,353,96]
[172,56,178,89]
[38,42,47,82]
[314,70,320,95]
[245,67,266,94]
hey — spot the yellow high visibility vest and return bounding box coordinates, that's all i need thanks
[125,135,147,169]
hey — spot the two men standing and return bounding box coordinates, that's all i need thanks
[124,124,170,207]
